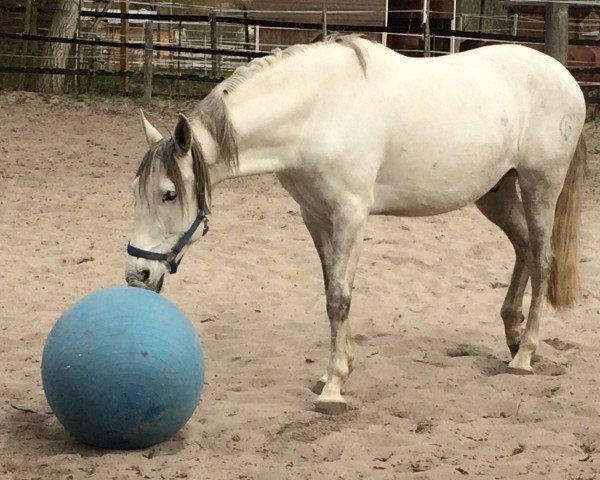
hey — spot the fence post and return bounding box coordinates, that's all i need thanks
[120,0,129,93]
[24,0,32,36]
[177,19,182,94]
[512,13,519,36]
[453,0,463,53]
[143,21,153,107]
[423,0,430,57]
[210,10,220,79]
[478,0,486,31]
[31,3,37,35]
[451,0,459,53]
[243,6,250,52]
[19,0,33,87]
[76,0,82,93]
[544,2,568,65]
[322,0,328,39]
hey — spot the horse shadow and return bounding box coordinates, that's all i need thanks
[444,343,568,377]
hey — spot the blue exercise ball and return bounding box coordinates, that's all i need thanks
[41,286,204,449]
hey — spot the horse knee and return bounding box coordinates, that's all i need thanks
[326,288,351,321]
[501,305,524,324]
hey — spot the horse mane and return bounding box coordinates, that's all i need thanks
[193,90,239,176]
[221,34,369,95]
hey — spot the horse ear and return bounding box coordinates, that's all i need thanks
[140,109,162,145]
[174,114,192,155]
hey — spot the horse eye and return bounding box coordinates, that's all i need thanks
[162,191,177,203]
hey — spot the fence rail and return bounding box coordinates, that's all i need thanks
[0,30,265,58]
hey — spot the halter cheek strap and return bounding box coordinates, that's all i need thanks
[127,204,210,274]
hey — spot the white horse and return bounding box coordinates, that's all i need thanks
[125,36,587,414]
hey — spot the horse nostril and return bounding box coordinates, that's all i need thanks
[139,269,150,282]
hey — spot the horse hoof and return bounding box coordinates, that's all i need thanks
[315,401,346,415]
[310,380,325,395]
[506,366,534,375]
[509,345,520,358]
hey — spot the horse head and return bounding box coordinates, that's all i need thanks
[125,111,210,292]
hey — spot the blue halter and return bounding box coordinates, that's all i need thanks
[126,203,210,274]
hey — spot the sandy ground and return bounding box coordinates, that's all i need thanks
[1,91,600,480]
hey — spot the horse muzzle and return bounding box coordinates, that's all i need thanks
[126,264,165,293]
[125,207,210,293]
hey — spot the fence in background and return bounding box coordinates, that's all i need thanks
[0,4,599,103]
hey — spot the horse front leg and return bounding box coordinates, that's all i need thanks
[301,209,336,394]
[310,206,367,415]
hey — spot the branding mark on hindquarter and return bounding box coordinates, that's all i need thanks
[560,115,573,141]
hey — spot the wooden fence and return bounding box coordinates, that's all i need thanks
[0,10,599,104]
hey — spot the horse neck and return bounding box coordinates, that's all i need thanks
[223,59,322,178]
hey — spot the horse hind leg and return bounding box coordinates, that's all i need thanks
[508,136,586,373]
[504,166,571,373]
[475,170,530,357]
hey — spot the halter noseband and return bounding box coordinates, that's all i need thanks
[126,203,210,274]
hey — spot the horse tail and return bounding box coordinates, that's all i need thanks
[547,134,587,309]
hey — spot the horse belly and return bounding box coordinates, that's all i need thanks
[372,180,489,217]
[371,146,514,217]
